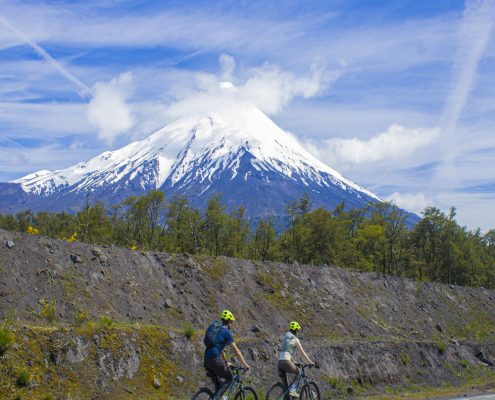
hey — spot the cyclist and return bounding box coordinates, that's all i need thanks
[278,321,314,398]
[203,309,250,398]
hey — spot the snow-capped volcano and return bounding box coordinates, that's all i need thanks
[1,104,380,216]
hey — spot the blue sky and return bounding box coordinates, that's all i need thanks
[1,0,495,230]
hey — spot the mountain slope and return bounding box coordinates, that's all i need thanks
[1,104,381,216]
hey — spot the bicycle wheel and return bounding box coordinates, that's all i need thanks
[234,385,258,400]
[265,382,285,400]
[191,387,214,400]
[300,381,320,400]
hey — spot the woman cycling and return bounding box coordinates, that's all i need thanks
[278,321,314,398]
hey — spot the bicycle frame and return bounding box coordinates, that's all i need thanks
[213,365,246,400]
[277,364,311,399]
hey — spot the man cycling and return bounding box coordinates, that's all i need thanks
[204,309,250,398]
[278,321,314,398]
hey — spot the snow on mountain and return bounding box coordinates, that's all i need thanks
[13,104,378,202]
[1,101,385,217]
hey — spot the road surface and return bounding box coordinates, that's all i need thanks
[448,395,495,400]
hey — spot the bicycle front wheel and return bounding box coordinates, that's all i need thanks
[265,382,285,400]
[234,385,258,400]
[191,387,214,400]
[300,381,320,400]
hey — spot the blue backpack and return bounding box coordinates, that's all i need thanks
[204,320,223,348]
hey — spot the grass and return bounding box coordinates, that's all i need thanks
[15,369,30,388]
[97,315,114,330]
[183,323,195,340]
[0,327,14,355]
[40,299,57,323]
[436,341,447,354]
[399,352,410,366]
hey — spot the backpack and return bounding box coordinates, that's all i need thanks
[204,320,223,348]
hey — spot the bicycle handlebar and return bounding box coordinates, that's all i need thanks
[230,363,249,372]
[295,363,315,369]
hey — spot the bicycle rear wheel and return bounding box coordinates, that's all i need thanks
[234,385,258,400]
[191,387,214,400]
[265,382,285,400]
[299,381,320,400]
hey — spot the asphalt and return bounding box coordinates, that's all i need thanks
[448,395,495,400]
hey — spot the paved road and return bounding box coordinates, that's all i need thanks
[448,395,495,400]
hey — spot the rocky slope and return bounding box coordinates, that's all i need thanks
[0,228,494,399]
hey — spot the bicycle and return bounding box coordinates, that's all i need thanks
[191,364,258,400]
[265,363,320,400]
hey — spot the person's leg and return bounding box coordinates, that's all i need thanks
[207,357,233,398]
[204,358,225,394]
[278,360,300,397]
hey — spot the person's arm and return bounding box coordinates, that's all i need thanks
[296,340,314,365]
[230,342,250,370]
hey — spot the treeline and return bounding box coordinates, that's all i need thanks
[0,191,494,288]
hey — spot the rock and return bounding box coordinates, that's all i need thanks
[176,375,184,383]
[251,324,260,333]
[5,240,14,249]
[164,298,173,309]
[359,330,366,338]
[70,254,82,263]
[248,348,257,360]
[436,323,443,333]
[153,376,161,388]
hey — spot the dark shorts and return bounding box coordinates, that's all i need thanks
[204,356,233,382]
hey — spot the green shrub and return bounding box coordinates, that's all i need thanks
[399,352,410,366]
[183,323,195,340]
[98,315,114,330]
[42,394,54,400]
[15,369,30,388]
[327,376,347,394]
[40,299,57,323]
[0,327,14,355]
[436,341,447,354]
[74,309,89,326]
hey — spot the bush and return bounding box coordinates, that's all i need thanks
[15,369,30,387]
[42,395,54,400]
[0,327,14,355]
[98,315,114,330]
[436,341,447,354]
[74,310,89,326]
[26,226,39,235]
[399,352,410,366]
[40,299,57,323]
[183,323,195,340]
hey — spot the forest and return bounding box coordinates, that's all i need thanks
[1,190,494,289]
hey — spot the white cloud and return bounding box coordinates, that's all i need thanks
[219,53,236,82]
[435,0,495,191]
[307,124,440,168]
[386,192,432,214]
[0,13,91,97]
[87,72,134,144]
[441,0,495,133]
[165,57,337,119]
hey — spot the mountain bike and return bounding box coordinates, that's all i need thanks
[191,364,258,400]
[265,363,320,400]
